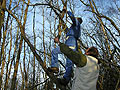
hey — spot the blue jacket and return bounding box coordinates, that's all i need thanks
[65,11,81,49]
[66,11,81,39]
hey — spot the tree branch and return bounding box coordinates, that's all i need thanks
[6,8,66,90]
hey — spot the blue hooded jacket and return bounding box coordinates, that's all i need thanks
[65,11,81,49]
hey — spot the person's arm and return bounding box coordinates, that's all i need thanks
[62,7,79,26]
[67,11,79,26]
[59,43,87,67]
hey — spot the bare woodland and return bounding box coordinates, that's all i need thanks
[0,0,120,90]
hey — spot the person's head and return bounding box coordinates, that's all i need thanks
[85,47,99,58]
[77,17,82,24]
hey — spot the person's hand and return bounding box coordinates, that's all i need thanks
[54,37,60,43]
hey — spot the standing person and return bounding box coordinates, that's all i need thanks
[54,37,99,90]
[48,7,83,86]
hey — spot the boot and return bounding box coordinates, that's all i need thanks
[48,67,59,73]
[57,77,69,86]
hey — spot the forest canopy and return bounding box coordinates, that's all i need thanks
[0,0,120,90]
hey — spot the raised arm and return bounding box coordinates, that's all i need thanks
[67,11,79,26]
[59,43,87,67]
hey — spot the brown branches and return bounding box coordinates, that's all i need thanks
[79,0,120,89]
[5,3,67,90]
[100,15,120,35]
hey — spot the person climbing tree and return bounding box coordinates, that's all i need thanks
[48,6,83,86]
[54,37,100,90]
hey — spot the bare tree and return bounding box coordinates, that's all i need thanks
[0,0,119,90]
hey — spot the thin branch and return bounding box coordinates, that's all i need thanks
[100,15,120,36]
[79,0,90,6]
[6,8,66,90]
